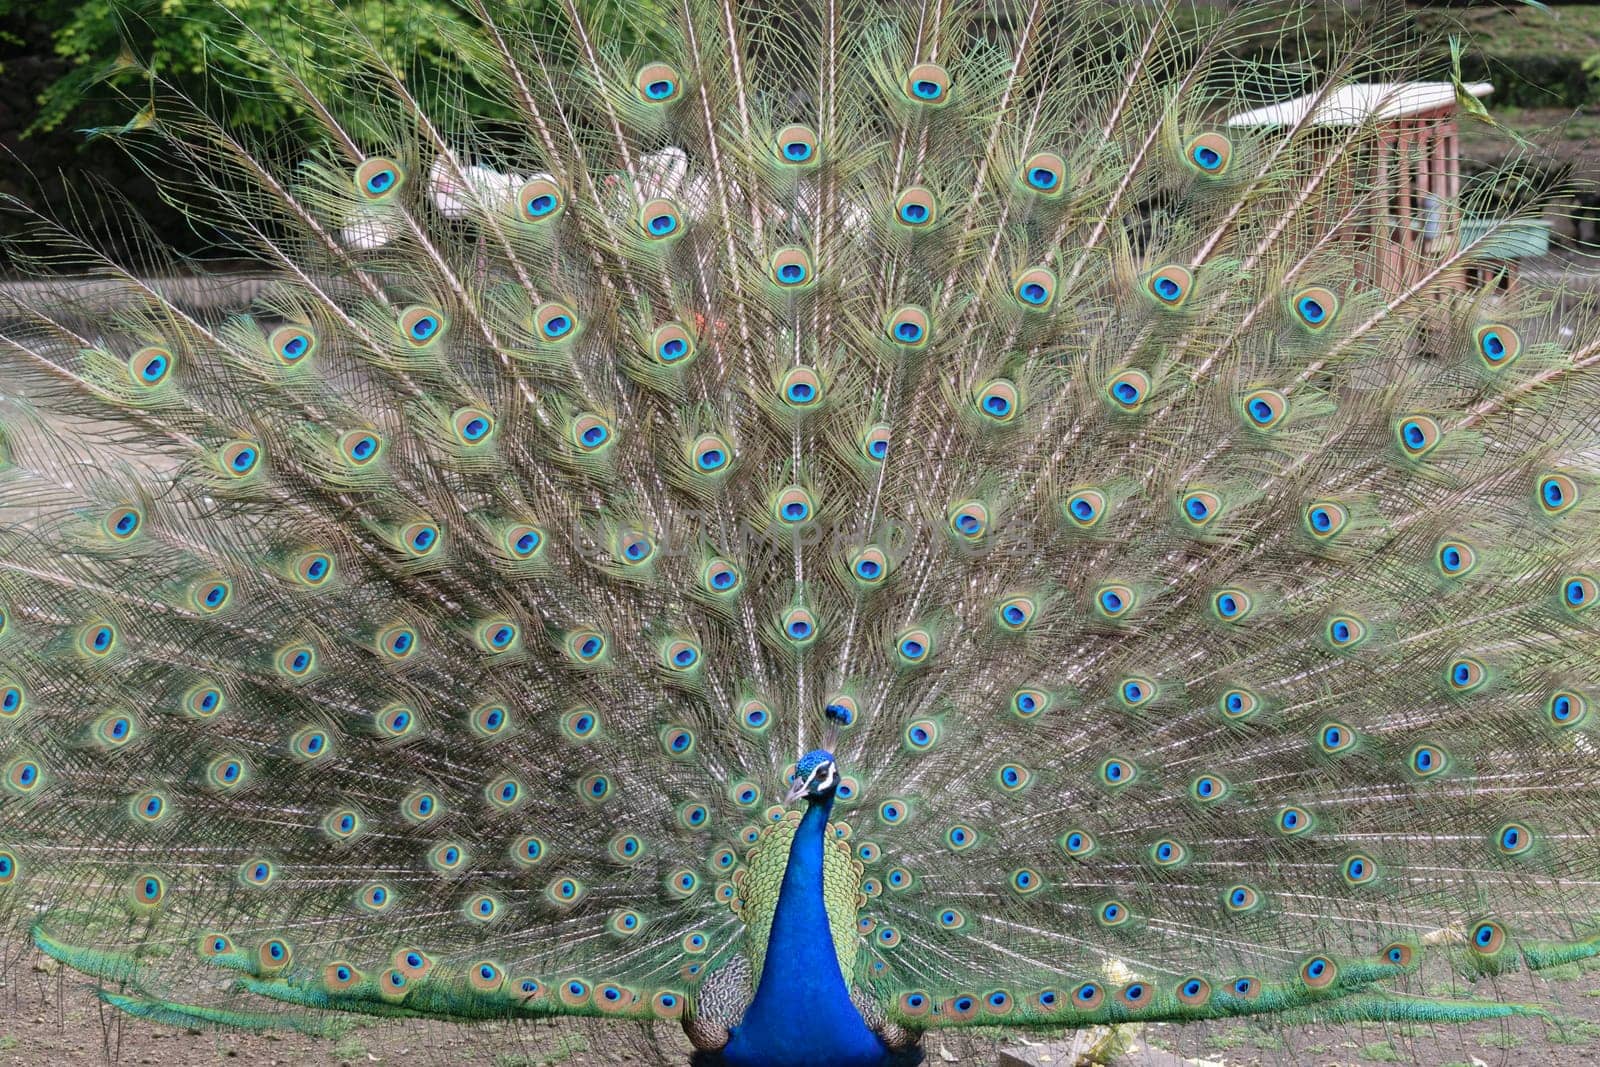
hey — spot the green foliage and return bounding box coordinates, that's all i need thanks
[1,0,536,136]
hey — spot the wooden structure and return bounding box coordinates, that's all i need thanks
[1227,81,1546,295]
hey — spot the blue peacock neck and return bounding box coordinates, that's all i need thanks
[721,792,891,1067]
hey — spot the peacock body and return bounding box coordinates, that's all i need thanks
[2,2,1599,1065]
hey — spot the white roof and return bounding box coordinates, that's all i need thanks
[1226,81,1493,128]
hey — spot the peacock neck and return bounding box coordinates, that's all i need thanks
[722,794,889,1067]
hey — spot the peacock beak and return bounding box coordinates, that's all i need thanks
[784,777,809,805]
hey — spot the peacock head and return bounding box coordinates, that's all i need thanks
[785,749,839,805]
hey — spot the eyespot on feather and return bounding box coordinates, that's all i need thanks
[1547,689,1588,728]
[374,703,419,739]
[1538,473,1578,515]
[1094,584,1136,619]
[976,380,1020,423]
[635,62,681,103]
[773,486,814,526]
[1563,574,1597,613]
[1181,489,1222,527]
[355,157,404,200]
[1146,264,1192,307]
[1014,267,1057,309]
[1107,370,1150,411]
[770,247,813,287]
[1474,323,1521,367]
[885,306,930,346]
[1469,920,1506,955]
[1304,500,1349,539]
[268,325,316,365]
[775,124,818,164]
[861,424,891,463]
[1219,687,1259,720]
[339,430,382,466]
[189,578,232,615]
[1292,286,1338,329]
[517,177,563,222]
[1064,487,1106,529]
[1342,853,1378,886]
[1211,588,1253,622]
[397,305,445,347]
[1185,132,1232,174]
[948,499,990,541]
[904,63,950,103]
[1020,151,1067,194]
[1177,977,1212,1006]
[534,302,577,341]
[128,347,174,387]
[1241,389,1286,429]
[640,198,682,239]
[650,322,696,366]
[292,549,335,586]
[894,186,937,227]
[219,440,261,478]
[779,366,823,408]
[1395,414,1441,458]
[1496,822,1533,856]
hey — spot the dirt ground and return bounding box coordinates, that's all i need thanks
[7,948,1600,1067]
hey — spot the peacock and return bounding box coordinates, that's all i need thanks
[2,2,1599,1065]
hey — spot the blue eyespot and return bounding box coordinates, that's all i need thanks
[1298,296,1324,322]
[1028,167,1057,190]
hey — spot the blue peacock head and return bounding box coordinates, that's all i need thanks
[785,749,839,804]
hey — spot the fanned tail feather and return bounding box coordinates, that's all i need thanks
[2,0,1599,1056]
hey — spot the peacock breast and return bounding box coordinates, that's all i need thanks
[730,810,864,980]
